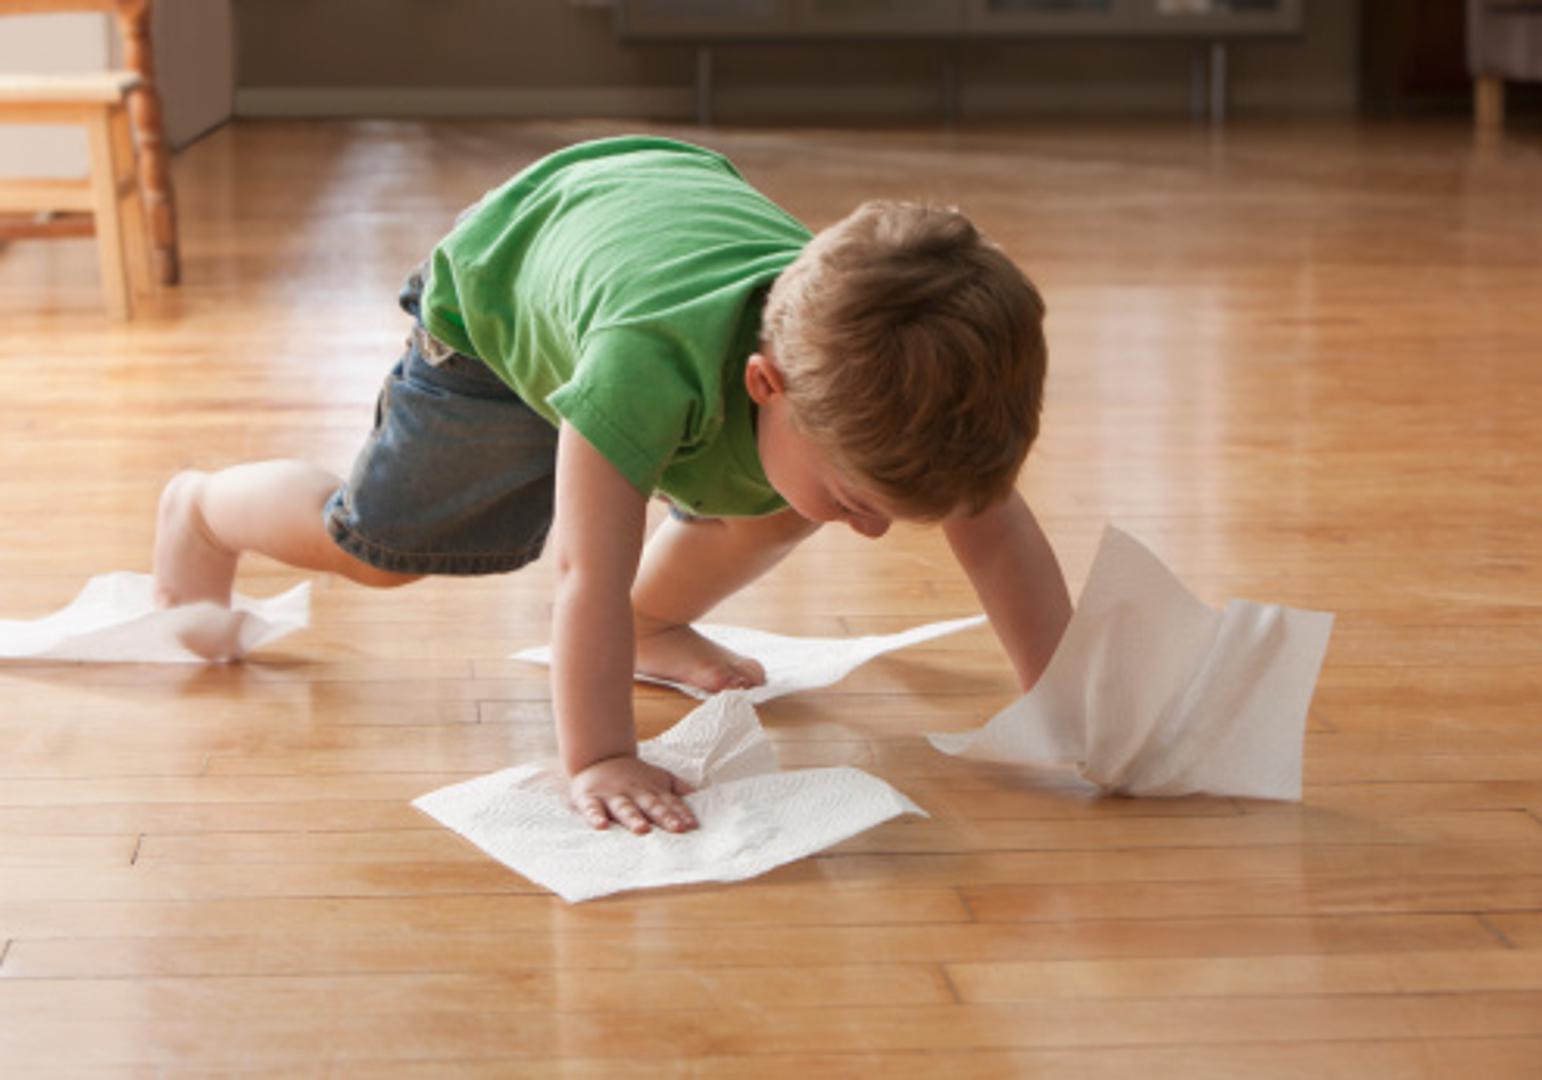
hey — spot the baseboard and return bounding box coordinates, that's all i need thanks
[235,80,1355,122]
[235,86,695,120]
[967,80,1356,115]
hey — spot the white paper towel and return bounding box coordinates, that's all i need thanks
[928,526,1333,800]
[0,573,310,663]
[512,614,986,703]
[413,691,926,902]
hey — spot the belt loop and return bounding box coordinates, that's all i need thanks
[412,323,458,367]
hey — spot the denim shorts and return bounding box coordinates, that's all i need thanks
[324,276,559,575]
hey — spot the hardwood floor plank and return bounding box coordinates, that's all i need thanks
[1485,913,1542,950]
[1303,781,1542,816]
[0,885,971,937]
[0,774,473,808]
[129,831,1542,883]
[0,966,954,1021]
[961,875,1542,922]
[0,914,1503,979]
[0,800,426,836]
[191,1040,1542,1080]
[0,834,138,868]
[946,951,1542,1001]
[835,807,1542,852]
[5,994,1542,1067]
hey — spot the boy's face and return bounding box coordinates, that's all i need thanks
[745,352,892,539]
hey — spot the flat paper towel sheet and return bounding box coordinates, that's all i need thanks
[512,614,986,703]
[929,527,1333,801]
[414,692,925,903]
[0,573,310,663]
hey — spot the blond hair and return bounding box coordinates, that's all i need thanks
[761,201,1047,519]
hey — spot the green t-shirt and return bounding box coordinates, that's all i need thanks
[421,136,811,517]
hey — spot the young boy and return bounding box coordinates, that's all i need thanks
[153,136,1072,838]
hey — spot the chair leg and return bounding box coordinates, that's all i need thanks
[111,106,155,299]
[142,145,180,286]
[121,3,180,286]
[1475,75,1505,132]
[87,107,133,320]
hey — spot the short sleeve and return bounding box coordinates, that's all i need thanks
[547,326,707,497]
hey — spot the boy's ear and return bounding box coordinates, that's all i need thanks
[745,352,785,405]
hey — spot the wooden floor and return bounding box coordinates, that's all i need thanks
[1,116,1540,1076]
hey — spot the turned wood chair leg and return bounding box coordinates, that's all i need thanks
[120,0,179,285]
[112,104,155,298]
[86,106,134,320]
[1475,74,1505,132]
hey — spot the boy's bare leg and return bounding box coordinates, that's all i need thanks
[154,461,419,607]
[631,508,819,692]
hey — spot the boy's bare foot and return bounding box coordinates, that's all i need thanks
[153,471,238,608]
[634,621,766,694]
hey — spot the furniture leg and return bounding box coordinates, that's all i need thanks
[120,0,180,284]
[86,105,132,320]
[111,104,154,298]
[1475,74,1505,131]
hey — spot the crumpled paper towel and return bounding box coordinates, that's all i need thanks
[413,691,925,902]
[928,526,1334,800]
[0,573,310,663]
[512,614,986,703]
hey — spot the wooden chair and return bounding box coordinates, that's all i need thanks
[0,0,180,319]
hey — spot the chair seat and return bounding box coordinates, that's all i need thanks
[0,71,140,104]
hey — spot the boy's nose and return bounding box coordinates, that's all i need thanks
[850,516,890,539]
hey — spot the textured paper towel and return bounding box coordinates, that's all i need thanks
[413,691,925,903]
[0,573,310,663]
[512,614,986,703]
[929,527,1334,800]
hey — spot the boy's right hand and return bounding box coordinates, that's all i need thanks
[569,755,699,835]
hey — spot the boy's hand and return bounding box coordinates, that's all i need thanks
[569,755,699,835]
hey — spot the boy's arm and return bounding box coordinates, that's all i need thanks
[550,422,696,835]
[942,491,1072,693]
